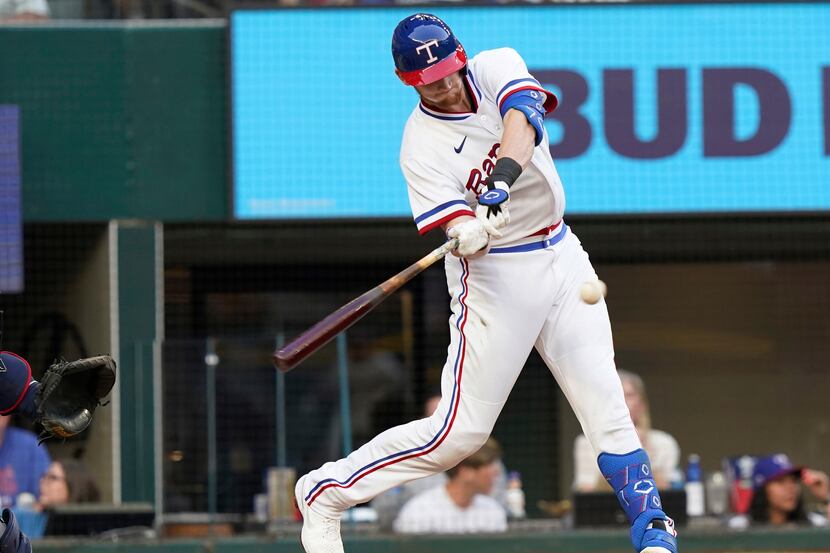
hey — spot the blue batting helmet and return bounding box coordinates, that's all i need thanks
[392,14,467,87]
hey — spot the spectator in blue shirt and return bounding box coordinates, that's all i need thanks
[0,415,50,509]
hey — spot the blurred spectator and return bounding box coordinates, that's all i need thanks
[39,459,100,508]
[0,415,50,509]
[16,458,101,539]
[0,0,49,22]
[573,369,679,491]
[393,438,507,534]
[747,454,829,527]
[373,391,508,530]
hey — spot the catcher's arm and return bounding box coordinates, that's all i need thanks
[1,352,117,441]
[0,351,39,422]
[0,509,32,553]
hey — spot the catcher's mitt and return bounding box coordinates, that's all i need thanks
[36,355,116,441]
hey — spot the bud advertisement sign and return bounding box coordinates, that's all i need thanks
[232,4,830,218]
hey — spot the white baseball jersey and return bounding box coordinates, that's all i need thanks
[400,48,565,246]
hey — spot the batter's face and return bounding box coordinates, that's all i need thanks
[415,71,468,110]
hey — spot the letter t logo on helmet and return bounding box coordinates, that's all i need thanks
[415,39,440,63]
[392,13,467,87]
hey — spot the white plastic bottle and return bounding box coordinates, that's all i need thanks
[685,454,705,517]
[505,471,526,519]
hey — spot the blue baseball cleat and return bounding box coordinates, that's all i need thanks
[638,516,678,553]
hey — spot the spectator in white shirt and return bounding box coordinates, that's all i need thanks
[373,391,508,530]
[0,0,49,22]
[573,369,680,491]
[394,438,507,534]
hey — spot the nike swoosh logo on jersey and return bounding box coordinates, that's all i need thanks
[454,136,467,154]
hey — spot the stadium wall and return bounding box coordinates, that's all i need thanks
[0,23,227,222]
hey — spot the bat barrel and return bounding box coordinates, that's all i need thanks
[273,238,457,373]
[273,289,383,372]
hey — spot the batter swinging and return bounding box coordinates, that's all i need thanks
[295,14,678,553]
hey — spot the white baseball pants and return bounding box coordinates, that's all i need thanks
[299,226,640,518]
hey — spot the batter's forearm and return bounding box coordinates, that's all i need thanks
[498,109,536,169]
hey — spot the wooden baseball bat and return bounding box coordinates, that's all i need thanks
[273,238,459,373]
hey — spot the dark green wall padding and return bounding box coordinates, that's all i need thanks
[117,222,161,502]
[0,23,227,222]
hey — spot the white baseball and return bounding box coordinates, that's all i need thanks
[580,280,607,305]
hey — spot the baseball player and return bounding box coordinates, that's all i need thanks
[295,14,678,553]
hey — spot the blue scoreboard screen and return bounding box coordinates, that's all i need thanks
[231,4,830,219]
